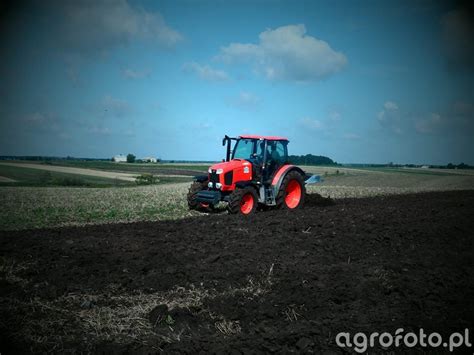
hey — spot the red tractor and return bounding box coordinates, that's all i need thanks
[187,135,321,215]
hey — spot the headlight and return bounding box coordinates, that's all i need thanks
[208,182,213,188]
[216,183,222,189]
[216,168,223,174]
[208,168,212,174]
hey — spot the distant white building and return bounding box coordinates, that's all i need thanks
[141,157,157,163]
[421,165,430,169]
[113,154,127,163]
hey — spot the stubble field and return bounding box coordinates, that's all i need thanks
[1,163,473,231]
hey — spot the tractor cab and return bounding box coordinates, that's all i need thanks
[226,135,289,184]
[187,134,322,215]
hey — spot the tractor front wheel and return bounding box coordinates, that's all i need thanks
[276,170,305,209]
[227,187,258,215]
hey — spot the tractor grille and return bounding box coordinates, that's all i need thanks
[224,171,233,185]
[209,170,219,184]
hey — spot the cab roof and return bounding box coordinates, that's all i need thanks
[239,135,289,141]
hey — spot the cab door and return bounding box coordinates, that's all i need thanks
[265,140,288,181]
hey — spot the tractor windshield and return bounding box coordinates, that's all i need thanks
[232,138,255,160]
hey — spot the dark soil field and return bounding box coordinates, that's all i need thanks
[1,191,473,353]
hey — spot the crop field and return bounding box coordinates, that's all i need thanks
[0,162,196,187]
[0,164,473,231]
[304,165,474,198]
[0,164,473,353]
[0,183,196,231]
[0,163,136,187]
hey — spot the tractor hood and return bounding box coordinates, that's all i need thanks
[207,159,253,191]
[209,159,251,174]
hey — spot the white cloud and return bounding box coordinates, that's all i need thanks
[384,101,399,110]
[377,101,402,134]
[227,92,261,110]
[22,112,47,124]
[343,133,360,140]
[88,126,112,135]
[58,132,71,140]
[21,112,61,131]
[182,62,230,82]
[123,129,135,137]
[100,95,134,118]
[415,113,442,134]
[53,0,182,53]
[414,101,472,135]
[329,110,342,122]
[216,24,347,82]
[122,68,150,79]
[299,108,343,135]
[191,122,212,130]
[300,117,324,131]
[20,112,68,137]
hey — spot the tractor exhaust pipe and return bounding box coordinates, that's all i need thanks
[222,135,237,162]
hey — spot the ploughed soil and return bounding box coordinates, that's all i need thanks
[0,191,473,353]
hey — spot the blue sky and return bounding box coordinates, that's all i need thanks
[0,0,473,164]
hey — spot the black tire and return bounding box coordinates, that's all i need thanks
[276,170,306,209]
[227,186,258,215]
[187,181,208,210]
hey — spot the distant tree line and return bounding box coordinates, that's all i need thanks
[345,162,473,169]
[445,162,472,169]
[288,154,337,166]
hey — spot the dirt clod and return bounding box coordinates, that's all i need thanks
[148,304,169,326]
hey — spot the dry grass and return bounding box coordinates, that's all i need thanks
[215,319,241,336]
[0,183,198,230]
[283,305,302,322]
[232,263,274,297]
[306,167,474,198]
[0,261,276,351]
[0,257,33,286]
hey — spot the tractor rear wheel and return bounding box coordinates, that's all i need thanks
[227,186,258,215]
[187,181,211,211]
[276,170,305,209]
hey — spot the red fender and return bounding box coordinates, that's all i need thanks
[271,164,305,193]
[271,164,294,186]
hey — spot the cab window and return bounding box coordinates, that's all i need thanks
[268,141,287,163]
[232,139,255,160]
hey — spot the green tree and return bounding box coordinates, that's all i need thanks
[126,153,136,163]
[288,154,336,166]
